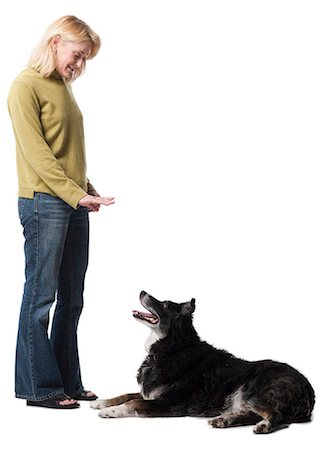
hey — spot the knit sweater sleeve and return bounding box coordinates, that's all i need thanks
[8,80,87,209]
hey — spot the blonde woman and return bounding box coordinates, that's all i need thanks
[8,16,114,409]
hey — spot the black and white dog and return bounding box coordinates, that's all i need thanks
[91,291,315,433]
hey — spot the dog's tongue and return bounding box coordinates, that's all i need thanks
[132,310,154,318]
[133,310,158,324]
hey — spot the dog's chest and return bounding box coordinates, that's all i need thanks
[141,384,166,400]
[137,355,167,400]
[137,355,157,385]
[144,330,159,352]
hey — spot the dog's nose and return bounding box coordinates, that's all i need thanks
[140,291,147,298]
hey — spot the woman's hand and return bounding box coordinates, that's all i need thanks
[78,194,115,212]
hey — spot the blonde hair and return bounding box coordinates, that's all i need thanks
[28,15,101,81]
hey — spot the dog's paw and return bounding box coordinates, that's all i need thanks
[98,407,118,418]
[98,403,136,418]
[90,399,108,410]
[253,419,272,434]
[209,416,228,428]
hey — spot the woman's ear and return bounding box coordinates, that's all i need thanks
[51,35,61,52]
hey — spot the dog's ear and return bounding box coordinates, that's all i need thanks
[181,298,196,316]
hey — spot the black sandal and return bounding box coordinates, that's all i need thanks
[74,390,98,401]
[27,394,80,409]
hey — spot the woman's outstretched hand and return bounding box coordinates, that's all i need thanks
[78,194,115,212]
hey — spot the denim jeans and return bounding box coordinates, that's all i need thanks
[16,193,89,401]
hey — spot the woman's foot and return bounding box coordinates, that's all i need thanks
[74,390,98,401]
[27,394,80,409]
[58,398,79,406]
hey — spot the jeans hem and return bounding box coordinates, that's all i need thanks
[68,386,84,399]
[16,390,65,402]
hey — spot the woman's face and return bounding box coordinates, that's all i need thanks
[53,37,92,80]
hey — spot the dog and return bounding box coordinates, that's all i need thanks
[91,291,315,433]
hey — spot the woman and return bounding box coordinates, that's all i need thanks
[8,16,114,409]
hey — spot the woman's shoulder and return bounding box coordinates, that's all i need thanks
[11,67,43,87]
[8,68,45,106]
[9,67,59,103]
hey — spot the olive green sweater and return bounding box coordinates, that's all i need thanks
[8,67,94,209]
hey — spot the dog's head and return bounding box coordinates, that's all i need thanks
[133,291,196,340]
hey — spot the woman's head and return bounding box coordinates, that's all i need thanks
[28,15,101,81]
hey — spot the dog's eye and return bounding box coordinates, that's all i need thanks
[162,302,169,309]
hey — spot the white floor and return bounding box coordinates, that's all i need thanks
[2,395,325,450]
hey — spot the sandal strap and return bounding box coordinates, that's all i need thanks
[27,394,80,409]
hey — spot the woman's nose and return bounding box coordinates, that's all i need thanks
[75,59,83,69]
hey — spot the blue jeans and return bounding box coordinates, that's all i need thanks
[16,193,89,401]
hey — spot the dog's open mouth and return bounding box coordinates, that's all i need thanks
[133,310,159,325]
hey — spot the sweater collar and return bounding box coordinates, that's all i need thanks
[51,70,63,81]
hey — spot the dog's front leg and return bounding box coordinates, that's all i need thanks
[98,398,177,419]
[90,393,142,410]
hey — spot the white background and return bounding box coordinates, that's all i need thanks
[0,0,331,448]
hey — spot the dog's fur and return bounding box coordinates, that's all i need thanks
[91,291,315,433]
